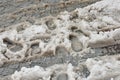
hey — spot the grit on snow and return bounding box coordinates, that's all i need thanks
[0,0,120,80]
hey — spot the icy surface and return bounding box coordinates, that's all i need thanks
[11,56,120,80]
[0,0,120,79]
[0,0,120,65]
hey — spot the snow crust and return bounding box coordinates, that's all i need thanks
[0,0,120,66]
[1,0,120,79]
[11,56,120,80]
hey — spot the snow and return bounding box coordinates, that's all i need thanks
[1,0,120,79]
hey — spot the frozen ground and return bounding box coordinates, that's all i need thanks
[0,0,120,80]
